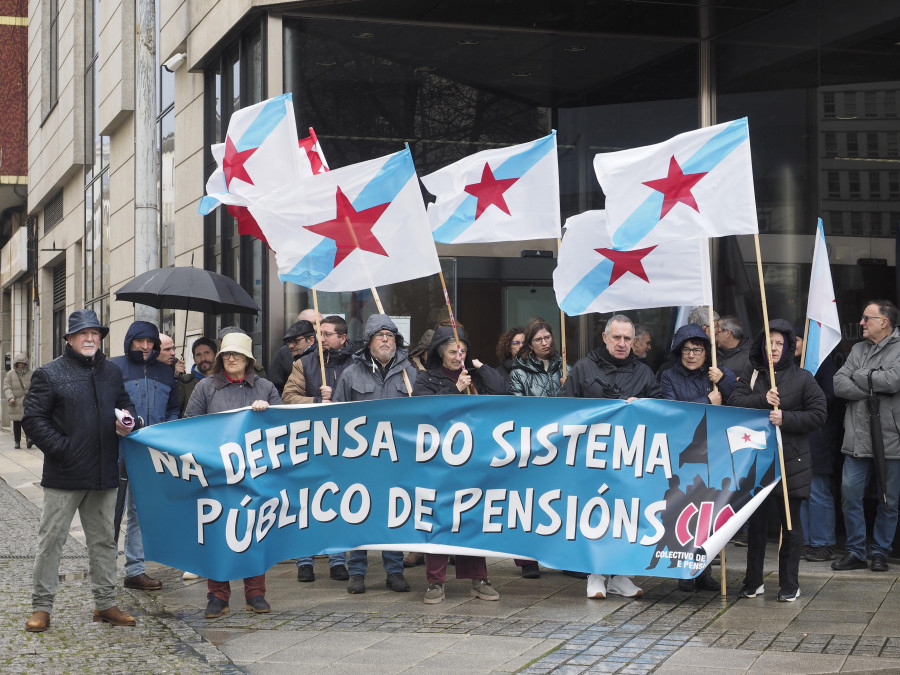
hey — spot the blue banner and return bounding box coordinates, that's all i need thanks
[122,396,781,581]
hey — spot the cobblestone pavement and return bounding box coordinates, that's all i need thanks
[5,434,900,673]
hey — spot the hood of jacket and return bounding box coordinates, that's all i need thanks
[123,321,161,364]
[12,353,28,367]
[362,314,406,349]
[669,323,713,366]
[424,325,471,369]
[749,318,796,372]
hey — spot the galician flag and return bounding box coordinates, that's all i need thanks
[421,131,561,244]
[198,94,304,218]
[726,426,767,453]
[250,147,441,292]
[804,218,841,375]
[594,118,759,250]
[553,210,712,316]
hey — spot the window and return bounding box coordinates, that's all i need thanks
[823,92,836,118]
[888,132,899,157]
[43,191,63,233]
[850,211,863,235]
[52,263,66,359]
[867,133,879,157]
[846,133,858,157]
[829,211,845,235]
[827,171,841,199]
[869,172,881,199]
[886,90,897,118]
[49,0,59,107]
[889,171,900,199]
[864,90,877,118]
[848,171,861,198]
[824,133,837,158]
[843,92,857,118]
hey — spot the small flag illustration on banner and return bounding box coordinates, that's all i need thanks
[804,218,841,375]
[726,426,767,453]
[553,210,712,316]
[593,118,759,250]
[421,131,561,244]
[250,147,441,292]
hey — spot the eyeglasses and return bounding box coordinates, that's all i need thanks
[320,331,343,338]
[861,314,885,323]
[285,336,313,346]
[532,335,553,344]
[222,352,245,361]
[372,331,396,341]
[681,346,705,356]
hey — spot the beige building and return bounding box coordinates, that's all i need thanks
[24,1,900,373]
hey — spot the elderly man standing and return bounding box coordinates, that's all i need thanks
[631,325,652,363]
[333,314,416,594]
[23,310,138,632]
[716,315,751,378]
[561,314,660,600]
[833,300,900,573]
[110,321,179,592]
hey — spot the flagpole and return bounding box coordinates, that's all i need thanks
[799,315,811,370]
[312,290,327,395]
[557,238,568,385]
[438,269,472,395]
[753,233,792,530]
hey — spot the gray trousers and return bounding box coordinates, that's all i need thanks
[32,487,118,612]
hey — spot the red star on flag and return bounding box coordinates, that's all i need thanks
[304,186,390,267]
[742,433,751,442]
[464,163,520,219]
[596,246,658,285]
[223,137,257,189]
[642,156,708,220]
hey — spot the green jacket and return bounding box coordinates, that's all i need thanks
[508,354,569,397]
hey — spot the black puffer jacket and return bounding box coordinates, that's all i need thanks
[560,344,660,399]
[413,325,506,396]
[728,319,827,498]
[23,345,137,490]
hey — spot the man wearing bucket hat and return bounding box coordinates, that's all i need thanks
[184,331,282,618]
[22,309,139,632]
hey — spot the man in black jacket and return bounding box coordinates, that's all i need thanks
[22,310,139,632]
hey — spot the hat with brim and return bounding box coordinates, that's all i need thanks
[64,309,109,340]
[216,332,255,364]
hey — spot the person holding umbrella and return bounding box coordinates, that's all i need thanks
[833,300,900,573]
[184,331,282,617]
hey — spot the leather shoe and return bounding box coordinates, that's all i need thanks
[871,553,889,572]
[124,573,162,590]
[92,606,136,626]
[831,552,868,571]
[25,611,50,632]
[403,552,424,567]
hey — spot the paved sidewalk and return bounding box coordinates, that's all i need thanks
[3,430,900,674]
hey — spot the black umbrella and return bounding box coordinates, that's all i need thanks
[866,370,889,505]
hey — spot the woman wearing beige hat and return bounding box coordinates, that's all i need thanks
[184,332,282,618]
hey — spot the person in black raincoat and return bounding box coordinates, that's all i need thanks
[729,319,826,602]
[412,325,505,396]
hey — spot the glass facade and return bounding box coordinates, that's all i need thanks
[202,2,900,368]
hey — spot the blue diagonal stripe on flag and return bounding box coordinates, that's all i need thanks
[611,119,749,250]
[282,239,338,287]
[236,94,292,152]
[198,195,221,215]
[432,133,556,243]
[560,258,615,315]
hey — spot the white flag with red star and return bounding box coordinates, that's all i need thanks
[421,132,560,244]
[594,118,759,250]
[553,210,711,316]
[250,148,441,292]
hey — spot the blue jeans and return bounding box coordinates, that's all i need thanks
[296,552,347,568]
[800,474,837,547]
[123,485,145,577]
[841,455,900,559]
[347,550,404,577]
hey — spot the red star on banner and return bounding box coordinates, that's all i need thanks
[742,433,751,442]
[642,156,708,220]
[464,163,520,219]
[223,137,257,189]
[304,186,390,267]
[595,246,658,285]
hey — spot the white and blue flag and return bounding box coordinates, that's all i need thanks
[804,219,841,375]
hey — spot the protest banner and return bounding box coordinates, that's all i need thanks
[122,396,781,581]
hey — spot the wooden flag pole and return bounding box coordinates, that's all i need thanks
[753,233,792,530]
[708,302,719,393]
[557,238,568,385]
[799,315,811,370]
[438,269,471,394]
[312,290,327,392]
[720,548,727,597]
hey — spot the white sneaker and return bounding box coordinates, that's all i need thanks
[586,574,607,599]
[607,575,643,598]
[182,571,199,580]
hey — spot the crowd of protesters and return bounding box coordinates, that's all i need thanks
[17,298,897,630]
